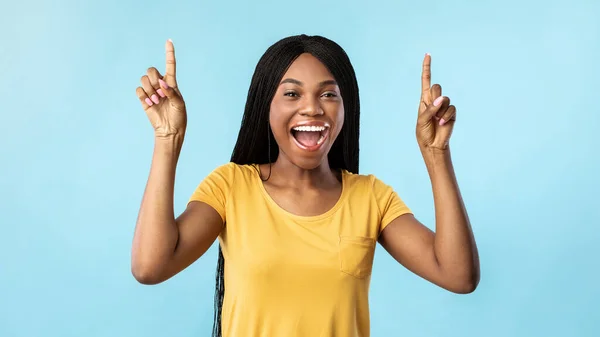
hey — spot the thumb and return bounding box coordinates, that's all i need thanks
[418,95,446,124]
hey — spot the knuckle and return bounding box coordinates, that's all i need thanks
[445,108,457,118]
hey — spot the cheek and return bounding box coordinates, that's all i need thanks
[337,103,345,124]
[270,95,299,128]
[332,104,345,137]
[269,103,289,140]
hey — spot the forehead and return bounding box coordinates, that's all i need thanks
[282,53,335,83]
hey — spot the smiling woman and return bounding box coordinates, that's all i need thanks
[282,78,336,151]
[269,53,345,167]
[131,34,479,337]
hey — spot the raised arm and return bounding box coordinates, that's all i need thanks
[379,54,480,294]
[131,40,222,285]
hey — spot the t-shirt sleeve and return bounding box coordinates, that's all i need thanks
[371,175,412,234]
[188,162,236,223]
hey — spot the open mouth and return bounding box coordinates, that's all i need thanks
[290,124,330,151]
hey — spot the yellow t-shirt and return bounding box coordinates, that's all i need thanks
[189,162,411,337]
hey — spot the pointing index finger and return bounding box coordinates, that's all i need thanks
[421,53,431,95]
[165,39,177,87]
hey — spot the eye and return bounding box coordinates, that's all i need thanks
[322,92,338,98]
[284,91,299,97]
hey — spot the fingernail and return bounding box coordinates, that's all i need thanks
[168,38,173,43]
[151,94,160,104]
[145,98,153,106]
[433,96,444,106]
[157,89,165,97]
[439,118,446,126]
[159,79,169,89]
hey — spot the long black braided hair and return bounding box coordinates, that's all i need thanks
[212,34,361,336]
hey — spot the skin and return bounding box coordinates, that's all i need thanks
[378,54,480,294]
[131,40,222,284]
[131,41,480,295]
[258,53,345,216]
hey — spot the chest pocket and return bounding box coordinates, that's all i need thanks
[339,236,376,278]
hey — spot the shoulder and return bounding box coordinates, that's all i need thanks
[197,162,263,194]
[344,171,412,227]
[342,170,388,192]
[343,170,405,206]
[205,162,257,180]
[189,162,257,202]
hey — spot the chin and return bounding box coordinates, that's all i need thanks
[284,137,334,171]
[289,155,328,171]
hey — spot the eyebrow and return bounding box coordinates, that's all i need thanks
[280,78,338,87]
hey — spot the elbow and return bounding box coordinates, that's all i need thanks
[131,261,165,285]
[452,280,478,294]
[450,270,480,294]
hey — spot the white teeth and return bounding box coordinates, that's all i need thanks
[292,125,326,132]
[317,135,325,145]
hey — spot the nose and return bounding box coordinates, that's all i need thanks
[298,96,323,117]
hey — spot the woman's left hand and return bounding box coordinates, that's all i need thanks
[416,54,456,150]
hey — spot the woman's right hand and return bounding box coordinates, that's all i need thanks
[136,39,187,138]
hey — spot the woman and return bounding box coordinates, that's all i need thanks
[131,35,480,337]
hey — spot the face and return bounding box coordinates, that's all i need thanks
[269,53,344,170]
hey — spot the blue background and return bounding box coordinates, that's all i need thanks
[1,0,599,336]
